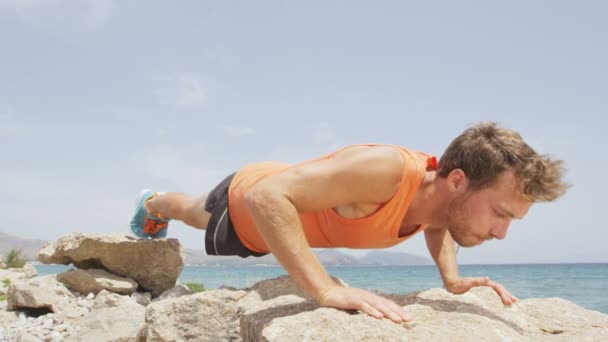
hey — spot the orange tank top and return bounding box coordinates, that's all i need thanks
[227,144,437,253]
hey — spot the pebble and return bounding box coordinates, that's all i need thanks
[1,290,101,341]
[50,331,63,341]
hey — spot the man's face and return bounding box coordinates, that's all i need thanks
[446,169,532,247]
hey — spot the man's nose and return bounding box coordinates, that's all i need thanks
[490,223,510,240]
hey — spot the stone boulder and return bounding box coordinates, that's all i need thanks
[38,233,184,297]
[247,274,347,301]
[6,275,76,314]
[244,284,608,341]
[137,289,248,341]
[21,262,38,278]
[137,275,608,341]
[0,310,18,330]
[57,268,138,295]
[91,292,137,310]
[66,301,145,342]
[2,273,607,341]
[0,263,39,297]
[132,292,152,307]
[154,285,193,302]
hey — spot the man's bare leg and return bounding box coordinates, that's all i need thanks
[145,193,211,230]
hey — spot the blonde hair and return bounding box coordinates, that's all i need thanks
[437,122,569,202]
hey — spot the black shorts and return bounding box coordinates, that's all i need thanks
[204,173,268,258]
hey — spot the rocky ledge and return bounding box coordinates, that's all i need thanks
[0,233,606,341]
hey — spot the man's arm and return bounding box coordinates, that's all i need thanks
[424,226,517,305]
[424,226,459,287]
[244,145,411,323]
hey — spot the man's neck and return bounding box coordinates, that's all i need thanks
[402,171,449,228]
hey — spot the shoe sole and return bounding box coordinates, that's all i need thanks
[131,189,152,238]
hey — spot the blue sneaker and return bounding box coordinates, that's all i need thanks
[130,189,170,239]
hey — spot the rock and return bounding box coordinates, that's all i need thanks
[131,292,152,307]
[242,276,608,341]
[6,275,76,313]
[97,289,111,297]
[57,268,138,296]
[0,262,6,269]
[2,274,607,341]
[247,274,347,301]
[65,301,144,342]
[91,293,134,310]
[0,310,18,329]
[49,331,63,341]
[22,263,38,278]
[0,268,29,284]
[138,290,247,341]
[16,332,44,342]
[242,284,608,341]
[155,285,193,302]
[3,262,37,279]
[38,233,184,297]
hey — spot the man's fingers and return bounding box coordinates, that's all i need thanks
[381,297,412,322]
[359,301,383,319]
[487,280,515,305]
[365,298,403,323]
[360,294,411,323]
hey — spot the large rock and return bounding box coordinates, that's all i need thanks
[6,275,76,314]
[129,274,608,341]
[137,290,247,342]
[21,262,38,278]
[0,310,18,330]
[1,262,37,279]
[3,274,607,341]
[38,233,184,297]
[1,270,21,296]
[243,284,608,341]
[91,292,137,310]
[66,301,145,342]
[247,274,347,301]
[154,285,193,302]
[57,268,138,295]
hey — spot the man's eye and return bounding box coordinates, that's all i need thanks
[495,210,506,218]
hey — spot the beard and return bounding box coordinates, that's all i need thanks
[445,193,481,248]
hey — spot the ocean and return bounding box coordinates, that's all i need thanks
[35,263,608,314]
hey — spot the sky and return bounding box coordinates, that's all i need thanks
[1,1,606,264]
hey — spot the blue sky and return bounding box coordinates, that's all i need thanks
[1,1,606,264]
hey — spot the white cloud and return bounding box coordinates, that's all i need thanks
[0,0,114,29]
[138,144,226,191]
[86,0,114,27]
[0,0,35,13]
[157,73,208,107]
[0,108,32,138]
[174,73,208,107]
[222,125,255,138]
[312,122,335,145]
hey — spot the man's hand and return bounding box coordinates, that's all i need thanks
[317,285,412,323]
[445,277,518,305]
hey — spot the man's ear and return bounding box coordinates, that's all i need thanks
[446,169,469,193]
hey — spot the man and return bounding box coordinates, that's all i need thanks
[130,122,568,324]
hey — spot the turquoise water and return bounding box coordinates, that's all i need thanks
[35,263,608,314]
